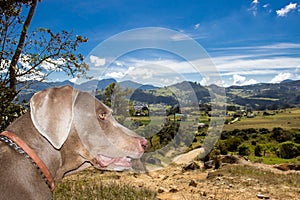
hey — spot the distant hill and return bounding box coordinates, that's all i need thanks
[119,80,158,90]
[16,79,300,109]
[226,80,300,110]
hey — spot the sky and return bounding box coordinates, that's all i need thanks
[29,0,300,87]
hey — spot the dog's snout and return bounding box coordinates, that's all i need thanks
[139,138,148,151]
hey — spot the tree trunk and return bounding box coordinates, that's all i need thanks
[8,0,38,96]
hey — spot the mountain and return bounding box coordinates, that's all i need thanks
[225,80,300,110]
[16,79,300,110]
[74,78,116,91]
[280,79,294,84]
[119,80,158,90]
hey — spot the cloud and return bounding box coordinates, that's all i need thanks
[249,0,259,16]
[89,55,106,67]
[194,23,201,30]
[104,71,125,79]
[276,2,297,17]
[233,74,246,85]
[232,74,258,86]
[270,72,293,83]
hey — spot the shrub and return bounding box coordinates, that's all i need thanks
[294,132,300,144]
[238,144,250,156]
[224,137,242,152]
[0,84,26,131]
[277,141,300,159]
[271,127,293,143]
[254,145,263,157]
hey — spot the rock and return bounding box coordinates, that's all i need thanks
[204,160,214,169]
[173,148,205,165]
[158,187,165,193]
[273,163,300,171]
[257,193,270,199]
[161,175,169,181]
[182,161,201,171]
[169,187,178,193]
[189,180,197,187]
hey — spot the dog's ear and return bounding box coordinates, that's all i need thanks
[30,85,76,149]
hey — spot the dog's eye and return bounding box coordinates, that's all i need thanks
[98,113,106,120]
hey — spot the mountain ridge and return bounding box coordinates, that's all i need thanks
[17,79,300,109]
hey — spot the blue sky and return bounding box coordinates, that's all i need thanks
[30,0,300,86]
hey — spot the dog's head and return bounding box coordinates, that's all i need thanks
[30,85,147,171]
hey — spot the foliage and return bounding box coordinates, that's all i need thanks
[0,83,26,131]
[0,0,88,130]
[238,144,250,156]
[102,83,133,122]
[254,145,263,157]
[271,127,293,143]
[223,137,242,152]
[277,141,300,159]
[1,1,89,94]
[216,127,300,160]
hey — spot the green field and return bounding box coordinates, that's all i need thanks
[223,108,300,131]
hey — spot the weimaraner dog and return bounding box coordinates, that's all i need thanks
[0,85,147,199]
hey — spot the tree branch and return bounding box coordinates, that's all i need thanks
[8,0,37,95]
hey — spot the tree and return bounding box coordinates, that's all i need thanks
[0,0,89,130]
[238,144,250,156]
[102,83,133,122]
[254,145,263,157]
[277,141,300,159]
[1,0,89,98]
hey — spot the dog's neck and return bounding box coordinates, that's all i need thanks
[6,112,62,180]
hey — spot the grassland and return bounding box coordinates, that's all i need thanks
[53,169,157,200]
[223,108,300,131]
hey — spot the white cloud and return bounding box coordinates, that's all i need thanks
[232,74,258,86]
[233,74,246,85]
[194,23,201,30]
[249,0,259,16]
[270,72,293,83]
[105,71,125,79]
[40,58,65,71]
[276,3,297,17]
[89,55,106,67]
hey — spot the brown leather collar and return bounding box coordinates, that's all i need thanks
[0,131,55,192]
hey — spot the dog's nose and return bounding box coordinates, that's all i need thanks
[139,138,148,151]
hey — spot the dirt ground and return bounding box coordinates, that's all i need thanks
[63,149,300,200]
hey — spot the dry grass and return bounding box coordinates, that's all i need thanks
[53,169,157,200]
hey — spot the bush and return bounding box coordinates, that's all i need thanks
[277,141,300,159]
[217,141,228,155]
[294,132,300,144]
[271,127,293,143]
[0,84,26,131]
[254,145,263,157]
[224,137,242,152]
[238,144,250,156]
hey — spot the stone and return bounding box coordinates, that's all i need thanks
[189,180,198,187]
[158,187,165,193]
[183,161,201,171]
[257,193,270,199]
[169,187,179,193]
